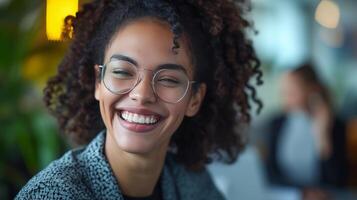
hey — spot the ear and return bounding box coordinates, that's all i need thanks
[185,83,207,117]
[94,64,101,101]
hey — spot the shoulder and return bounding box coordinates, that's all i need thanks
[15,149,92,200]
[164,154,225,200]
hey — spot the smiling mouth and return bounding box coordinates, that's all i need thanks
[119,110,160,125]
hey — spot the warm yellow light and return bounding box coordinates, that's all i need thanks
[46,0,78,41]
[315,0,340,29]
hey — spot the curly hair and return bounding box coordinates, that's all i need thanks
[44,0,263,170]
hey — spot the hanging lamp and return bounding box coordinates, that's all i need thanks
[46,0,78,41]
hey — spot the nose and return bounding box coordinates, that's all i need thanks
[129,73,157,104]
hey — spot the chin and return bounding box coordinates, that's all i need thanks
[116,138,157,155]
[122,146,152,155]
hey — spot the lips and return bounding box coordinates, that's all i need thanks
[116,108,163,133]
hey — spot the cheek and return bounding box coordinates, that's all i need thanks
[166,100,190,128]
[97,85,124,127]
[293,89,307,105]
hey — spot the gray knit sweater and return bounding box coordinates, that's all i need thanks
[15,131,224,200]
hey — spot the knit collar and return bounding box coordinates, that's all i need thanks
[77,130,179,200]
[77,131,123,200]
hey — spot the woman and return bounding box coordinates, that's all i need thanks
[265,63,347,189]
[16,0,262,199]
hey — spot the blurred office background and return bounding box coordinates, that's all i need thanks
[0,0,356,199]
[210,0,357,199]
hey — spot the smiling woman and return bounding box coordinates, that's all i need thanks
[16,0,262,199]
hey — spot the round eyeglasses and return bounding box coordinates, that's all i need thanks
[99,60,196,103]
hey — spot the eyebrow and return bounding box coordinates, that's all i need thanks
[111,54,138,66]
[110,54,188,74]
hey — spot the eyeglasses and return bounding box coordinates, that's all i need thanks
[99,60,196,103]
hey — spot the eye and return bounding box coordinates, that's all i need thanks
[157,77,181,87]
[111,69,135,79]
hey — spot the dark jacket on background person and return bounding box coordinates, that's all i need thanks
[265,113,348,188]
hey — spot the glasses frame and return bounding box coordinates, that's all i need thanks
[98,61,196,104]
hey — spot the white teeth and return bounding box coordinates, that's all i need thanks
[150,116,156,123]
[121,111,158,124]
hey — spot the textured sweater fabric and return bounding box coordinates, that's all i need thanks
[15,131,225,200]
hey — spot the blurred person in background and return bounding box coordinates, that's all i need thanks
[263,63,347,198]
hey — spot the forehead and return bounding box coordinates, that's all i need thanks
[104,18,193,75]
[281,73,306,90]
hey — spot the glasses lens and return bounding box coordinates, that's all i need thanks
[103,60,138,94]
[153,69,189,103]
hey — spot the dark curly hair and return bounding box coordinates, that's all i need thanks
[44,0,263,170]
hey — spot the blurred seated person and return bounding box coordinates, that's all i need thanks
[264,63,347,189]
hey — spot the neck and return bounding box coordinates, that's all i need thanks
[105,133,168,197]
